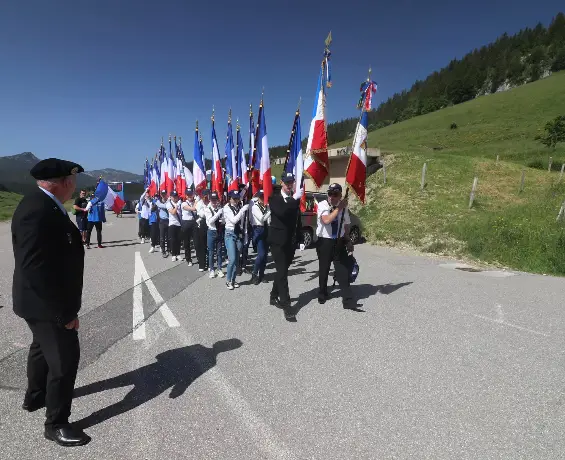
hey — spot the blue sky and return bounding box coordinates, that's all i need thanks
[0,0,562,173]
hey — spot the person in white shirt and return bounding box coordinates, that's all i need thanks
[204,191,225,278]
[315,183,355,309]
[250,190,271,285]
[181,190,197,266]
[222,190,250,289]
[194,191,210,271]
[138,189,151,244]
[166,191,182,261]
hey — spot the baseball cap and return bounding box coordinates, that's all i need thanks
[281,172,295,183]
[160,190,167,194]
[228,190,241,199]
[170,191,178,197]
[328,183,342,194]
[210,191,219,200]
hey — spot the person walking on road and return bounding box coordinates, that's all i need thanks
[195,190,210,271]
[223,190,249,290]
[72,189,88,244]
[250,190,271,285]
[205,191,225,279]
[148,194,159,253]
[11,158,91,447]
[167,191,182,262]
[85,193,106,249]
[137,188,151,244]
[181,190,197,266]
[315,183,356,309]
[267,172,303,320]
[155,190,170,258]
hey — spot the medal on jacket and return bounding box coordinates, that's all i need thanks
[67,232,72,244]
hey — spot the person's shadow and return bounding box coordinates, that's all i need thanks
[72,339,242,429]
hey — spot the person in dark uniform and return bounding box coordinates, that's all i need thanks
[267,172,302,320]
[11,158,91,447]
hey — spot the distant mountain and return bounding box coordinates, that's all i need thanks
[84,168,144,183]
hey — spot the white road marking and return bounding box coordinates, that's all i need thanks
[133,253,146,340]
[136,253,180,328]
[461,306,549,337]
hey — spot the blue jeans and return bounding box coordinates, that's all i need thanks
[252,227,269,278]
[225,230,243,282]
[207,229,223,271]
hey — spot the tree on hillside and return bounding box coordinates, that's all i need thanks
[551,46,565,71]
[537,115,565,150]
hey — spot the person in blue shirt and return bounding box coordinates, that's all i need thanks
[154,190,170,257]
[85,194,106,249]
[144,192,160,253]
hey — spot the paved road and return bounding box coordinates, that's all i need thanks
[0,213,564,459]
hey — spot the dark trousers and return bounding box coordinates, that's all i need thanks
[159,219,169,254]
[195,222,208,269]
[181,220,195,262]
[270,242,294,306]
[149,222,159,247]
[169,225,181,256]
[25,320,80,428]
[252,227,269,278]
[86,221,102,246]
[138,218,150,238]
[316,237,353,304]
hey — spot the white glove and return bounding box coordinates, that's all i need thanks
[299,243,305,251]
[292,189,304,201]
[241,204,250,212]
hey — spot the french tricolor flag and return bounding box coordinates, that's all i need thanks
[256,101,272,204]
[95,180,125,215]
[237,125,248,186]
[345,111,368,203]
[211,119,224,198]
[193,124,206,194]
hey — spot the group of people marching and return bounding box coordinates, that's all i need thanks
[136,171,358,319]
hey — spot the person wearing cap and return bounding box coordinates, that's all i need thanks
[316,183,356,309]
[155,190,170,257]
[237,183,252,275]
[205,191,225,278]
[250,190,271,285]
[194,190,210,271]
[267,172,303,320]
[180,190,197,266]
[11,158,91,446]
[147,193,160,253]
[223,190,250,289]
[167,191,182,261]
[85,193,106,249]
[137,188,152,244]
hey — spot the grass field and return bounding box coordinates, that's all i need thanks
[0,191,75,222]
[332,71,565,275]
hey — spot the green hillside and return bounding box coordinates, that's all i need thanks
[334,71,565,275]
[0,192,23,221]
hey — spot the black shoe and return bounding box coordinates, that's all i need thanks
[284,307,296,320]
[270,297,281,308]
[162,252,168,258]
[253,275,261,286]
[44,424,91,447]
[22,393,45,413]
[343,301,363,311]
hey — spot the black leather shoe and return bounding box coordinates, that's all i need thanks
[284,307,296,320]
[44,425,91,447]
[253,275,261,286]
[270,297,281,308]
[22,395,45,413]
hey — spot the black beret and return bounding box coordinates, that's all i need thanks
[30,158,84,180]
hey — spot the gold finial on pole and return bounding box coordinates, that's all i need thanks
[228,108,232,123]
[196,120,199,131]
[296,97,302,114]
[211,106,215,123]
[249,103,253,117]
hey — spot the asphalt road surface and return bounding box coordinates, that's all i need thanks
[0,213,564,459]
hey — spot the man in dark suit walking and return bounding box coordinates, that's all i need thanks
[267,172,302,320]
[11,158,91,447]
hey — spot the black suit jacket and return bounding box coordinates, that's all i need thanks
[267,193,302,247]
[12,189,85,325]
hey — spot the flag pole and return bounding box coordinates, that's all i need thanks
[336,66,372,246]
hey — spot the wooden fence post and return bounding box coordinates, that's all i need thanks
[421,162,427,191]
[496,155,499,163]
[382,161,386,185]
[548,157,553,172]
[557,200,565,222]
[519,169,526,193]
[469,177,478,209]
[560,163,565,182]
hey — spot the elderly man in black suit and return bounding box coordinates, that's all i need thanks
[11,158,91,446]
[267,172,303,320]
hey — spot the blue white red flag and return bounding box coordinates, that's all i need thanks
[94,179,125,215]
[225,113,238,192]
[237,123,248,186]
[211,116,224,197]
[256,100,272,203]
[193,123,206,193]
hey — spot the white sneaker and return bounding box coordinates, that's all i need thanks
[216,270,224,278]
[226,282,234,290]
[188,261,193,267]
[232,282,240,288]
[172,256,178,262]
[198,268,204,272]
[149,246,155,253]
[141,238,145,244]
[209,270,216,279]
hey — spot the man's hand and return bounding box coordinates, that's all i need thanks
[337,198,348,210]
[64,318,79,330]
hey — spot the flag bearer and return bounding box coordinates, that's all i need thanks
[205,191,225,278]
[195,190,210,271]
[181,190,197,266]
[223,190,249,289]
[155,190,170,257]
[167,191,182,261]
[250,190,271,285]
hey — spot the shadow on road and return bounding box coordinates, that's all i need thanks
[73,339,243,429]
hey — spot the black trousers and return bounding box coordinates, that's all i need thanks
[86,221,102,246]
[25,320,80,428]
[270,242,295,307]
[169,225,181,256]
[159,219,169,254]
[316,237,353,304]
[181,220,195,262]
[195,222,208,269]
[138,218,150,238]
[149,222,159,247]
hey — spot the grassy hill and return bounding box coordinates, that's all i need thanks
[333,71,565,275]
[0,192,76,222]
